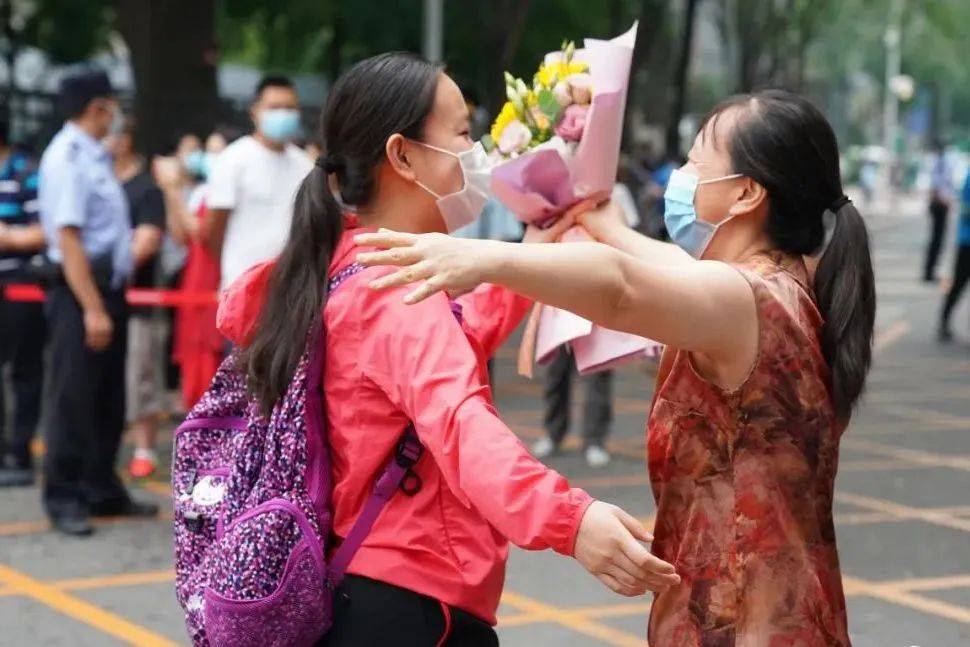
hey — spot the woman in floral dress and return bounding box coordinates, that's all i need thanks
[357,89,875,645]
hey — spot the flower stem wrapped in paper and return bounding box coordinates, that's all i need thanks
[482,22,662,378]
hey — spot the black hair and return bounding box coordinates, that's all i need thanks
[254,75,296,102]
[59,69,114,119]
[242,52,443,414]
[699,89,876,420]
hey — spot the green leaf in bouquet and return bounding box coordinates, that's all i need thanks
[537,89,562,124]
[481,134,496,152]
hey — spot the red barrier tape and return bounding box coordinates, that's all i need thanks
[2,284,217,307]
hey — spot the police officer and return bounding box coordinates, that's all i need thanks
[38,70,158,536]
[0,112,46,487]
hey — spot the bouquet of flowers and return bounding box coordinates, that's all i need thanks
[483,41,595,169]
[482,23,662,377]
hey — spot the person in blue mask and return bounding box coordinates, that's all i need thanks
[204,75,313,291]
[355,89,875,645]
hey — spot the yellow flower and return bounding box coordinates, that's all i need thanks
[491,101,518,142]
[535,60,589,88]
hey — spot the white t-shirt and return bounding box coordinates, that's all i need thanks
[207,135,313,289]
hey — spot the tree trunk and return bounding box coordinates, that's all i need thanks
[115,0,219,155]
[327,2,343,84]
[666,0,699,157]
[480,0,533,115]
[624,0,669,147]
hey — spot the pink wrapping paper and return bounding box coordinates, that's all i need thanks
[491,23,662,376]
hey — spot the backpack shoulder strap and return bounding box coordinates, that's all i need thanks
[315,261,425,588]
[327,425,422,587]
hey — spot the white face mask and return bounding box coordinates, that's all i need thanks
[412,141,492,232]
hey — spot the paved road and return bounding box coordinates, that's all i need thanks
[1,191,968,646]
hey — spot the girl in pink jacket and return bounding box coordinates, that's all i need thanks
[224,52,678,646]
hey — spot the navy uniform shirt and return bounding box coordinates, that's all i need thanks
[0,150,40,270]
[38,122,131,288]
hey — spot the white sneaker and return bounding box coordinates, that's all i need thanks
[532,437,557,458]
[585,445,611,468]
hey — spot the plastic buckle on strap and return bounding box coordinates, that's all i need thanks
[395,435,423,468]
[399,470,422,497]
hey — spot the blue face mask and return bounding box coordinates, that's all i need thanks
[184,150,208,179]
[259,108,301,143]
[663,168,743,258]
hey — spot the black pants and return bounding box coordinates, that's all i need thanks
[43,285,129,517]
[925,200,950,280]
[543,347,613,448]
[941,245,970,330]
[320,575,498,647]
[0,291,46,465]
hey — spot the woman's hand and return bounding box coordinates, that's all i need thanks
[355,214,577,303]
[574,501,680,596]
[522,200,593,243]
[356,231,499,304]
[575,200,629,243]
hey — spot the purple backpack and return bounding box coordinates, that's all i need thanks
[172,264,423,646]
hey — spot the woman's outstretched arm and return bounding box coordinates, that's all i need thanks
[576,201,693,267]
[355,227,756,361]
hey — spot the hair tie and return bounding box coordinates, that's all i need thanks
[829,194,851,212]
[315,154,344,174]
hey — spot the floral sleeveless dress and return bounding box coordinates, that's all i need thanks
[647,253,850,646]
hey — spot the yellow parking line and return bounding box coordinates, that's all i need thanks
[49,570,175,592]
[498,611,551,627]
[835,511,901,525]
[0,512,171,539]
[836,491,970,533]
[2,565,967,637]
[873,319,911,354]
[562,600,652,618]
[0,569,174,598]
[843,575,970,625]
[0,520,51,537]
[880,404,970,431]
[878,573,970,592]
[0,563,179,647]
[842,437,970,472]
[499,601,651,628]
[836,506,970,526]
[501,590,645,646]
[838,458,919,472]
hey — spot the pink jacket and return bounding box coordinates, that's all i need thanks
[217,220,593,624]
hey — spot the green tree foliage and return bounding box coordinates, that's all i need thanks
[17,0,113,64]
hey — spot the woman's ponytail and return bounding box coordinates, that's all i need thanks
[243,164,343,415]
[814,201,876,420]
